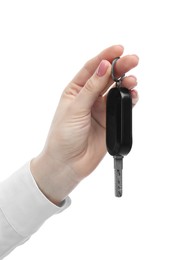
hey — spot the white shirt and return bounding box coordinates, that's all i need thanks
[0,162,71,259]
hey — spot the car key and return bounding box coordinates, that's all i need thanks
[106,57,132,197]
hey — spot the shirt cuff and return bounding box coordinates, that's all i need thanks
[0,162,71,237]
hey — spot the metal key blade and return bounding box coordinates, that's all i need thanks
[114,156,123,197]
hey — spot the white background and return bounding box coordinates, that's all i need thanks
[0,0,184,259]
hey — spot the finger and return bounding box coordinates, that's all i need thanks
[102,75,137,97]
[131,89,139,107]
[122,75,137,89]
[75,60,111,110]
[100,55,139,96]
[113,54,139,78]
[103,88,139,108]
[69,45,124,87]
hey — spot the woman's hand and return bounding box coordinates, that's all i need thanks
[31,45,139,205]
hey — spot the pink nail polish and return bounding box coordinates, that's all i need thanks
[97,60,109,77]
[129,75,137,81]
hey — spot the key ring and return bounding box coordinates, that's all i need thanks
[111,57,125,87]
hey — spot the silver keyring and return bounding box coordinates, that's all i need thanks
[111,57,125,82]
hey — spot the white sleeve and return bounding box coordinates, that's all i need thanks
[0,162,71,259]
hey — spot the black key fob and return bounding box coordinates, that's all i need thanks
[106,87,132,157]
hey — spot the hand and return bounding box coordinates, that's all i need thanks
[31,45,139,205]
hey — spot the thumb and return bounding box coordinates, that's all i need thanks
[75,60,111,110]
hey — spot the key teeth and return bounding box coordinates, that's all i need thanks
[115,179,123,197]
[115,189,122,197]
[114,170,123,197]
[114,156,123,198]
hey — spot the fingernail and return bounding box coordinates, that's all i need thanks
[118,44,124,49]
[129,75,138,83]
[129,75,137,80]
[96,60,109,77]
[132,54,139,60]
[131,89,139,99]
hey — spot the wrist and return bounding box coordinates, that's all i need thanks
[30,152,79,206]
